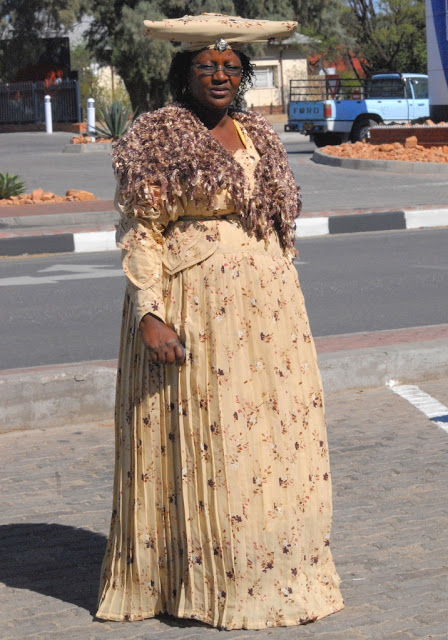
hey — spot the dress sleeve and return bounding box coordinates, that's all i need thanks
[114,180,185,325]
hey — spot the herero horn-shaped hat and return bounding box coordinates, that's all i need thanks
[143,13,298,52]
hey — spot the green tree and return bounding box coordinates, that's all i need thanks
[87,1,172,113]
[0,0,350,102]
[231,0,348,68]
[0,0,88,35]
[342,0,427,74]
[85,0,350,112]
[86,0,239,113]
[71,43,99,105]
[233,0,295,20]
[163,0,235,16]
[0,0,89,81]
[295,0,347,45]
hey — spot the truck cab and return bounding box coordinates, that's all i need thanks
[286,73,429,146]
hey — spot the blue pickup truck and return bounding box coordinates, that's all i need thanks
[285,73,429,146]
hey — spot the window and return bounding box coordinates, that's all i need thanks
[410,78,428,99]
[253,67,275,88]
[367,78,405,99]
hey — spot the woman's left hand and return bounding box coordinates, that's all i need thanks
[139,313,186,365]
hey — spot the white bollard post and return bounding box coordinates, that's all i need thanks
[44,95,53,134]
[87,97,96,139]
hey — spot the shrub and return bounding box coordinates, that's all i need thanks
[0,172,26,199]
[71,44,131,117]
[95,101,133,141]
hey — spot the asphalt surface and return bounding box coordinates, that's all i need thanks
[1,228,447,370]
[282,135,448,213]
[1,131,116,201]
[2,130,447,212]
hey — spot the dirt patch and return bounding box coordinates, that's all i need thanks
[71,136,113,144]
[322,140,448,163]
[0,188,96,206]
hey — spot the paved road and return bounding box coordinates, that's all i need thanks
[1,379,447,639]
[1,131,116,201]
[2,131,447,212]
[1,229,447,370]
[280,133,448,213]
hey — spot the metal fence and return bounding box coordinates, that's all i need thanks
[289,77,407,102]
[0,80,81,124]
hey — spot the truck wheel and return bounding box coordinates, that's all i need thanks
[313,133,343,147]
[351,118,376,142]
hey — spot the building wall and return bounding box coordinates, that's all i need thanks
[245,50,307,114]
[245,60,282,111]
[281,57,307,107]
[425,0,448,120]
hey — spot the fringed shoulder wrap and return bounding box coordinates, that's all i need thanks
[112,104,301,253]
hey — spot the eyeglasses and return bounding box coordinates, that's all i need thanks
[191,63,242,77]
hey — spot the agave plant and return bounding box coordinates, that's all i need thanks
[0,172,26,199]
[94,101,133,141]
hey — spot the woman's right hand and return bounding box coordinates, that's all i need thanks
[139,314,186,365]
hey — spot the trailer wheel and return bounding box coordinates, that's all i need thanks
[313,132,344,147]
[351,118,377,142]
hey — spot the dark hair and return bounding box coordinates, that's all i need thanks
[168,49,255,110]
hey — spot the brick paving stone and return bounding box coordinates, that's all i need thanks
[1,381,447,640]
[315,323,448,353]
[418,378,448,410]
[412,623,448,638]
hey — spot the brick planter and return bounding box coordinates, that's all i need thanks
[0,122,86,134]
[370,124,448,147]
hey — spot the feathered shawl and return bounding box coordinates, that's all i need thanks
[112,103,301,253]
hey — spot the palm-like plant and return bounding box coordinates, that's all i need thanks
[94,101,133,141]
[0,172,26,199]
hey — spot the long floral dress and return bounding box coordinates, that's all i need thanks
[97,122,344,629]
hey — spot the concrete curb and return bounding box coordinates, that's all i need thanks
[2,336,448,433]
[0,209,117,229]
[298,208,448,237]
[1,208,447,255]
[0,230,118,255]
[62,142,113,153]
[0,361,116,433]
[312,148,448,174]
[320,338,448,394]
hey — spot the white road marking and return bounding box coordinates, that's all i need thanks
[387,381,448,434]
[404,209,448,230]
[38,264,113,273]
[0,263,123,287]
[408,264,448,270]
[295,217,329,237]
[74,230,116,253]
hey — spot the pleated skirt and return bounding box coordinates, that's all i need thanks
[96,218,344,629]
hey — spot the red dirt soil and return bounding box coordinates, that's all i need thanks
[71,136,112,144]
[0,188,97,206]
[322,138,448,163]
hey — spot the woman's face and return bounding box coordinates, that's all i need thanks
[188,48,242,111]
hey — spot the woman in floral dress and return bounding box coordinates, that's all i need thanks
[97,13,344,629]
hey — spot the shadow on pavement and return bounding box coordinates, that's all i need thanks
[284,150,315,155]
[0,523,228,631]
[0,523,106,615]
